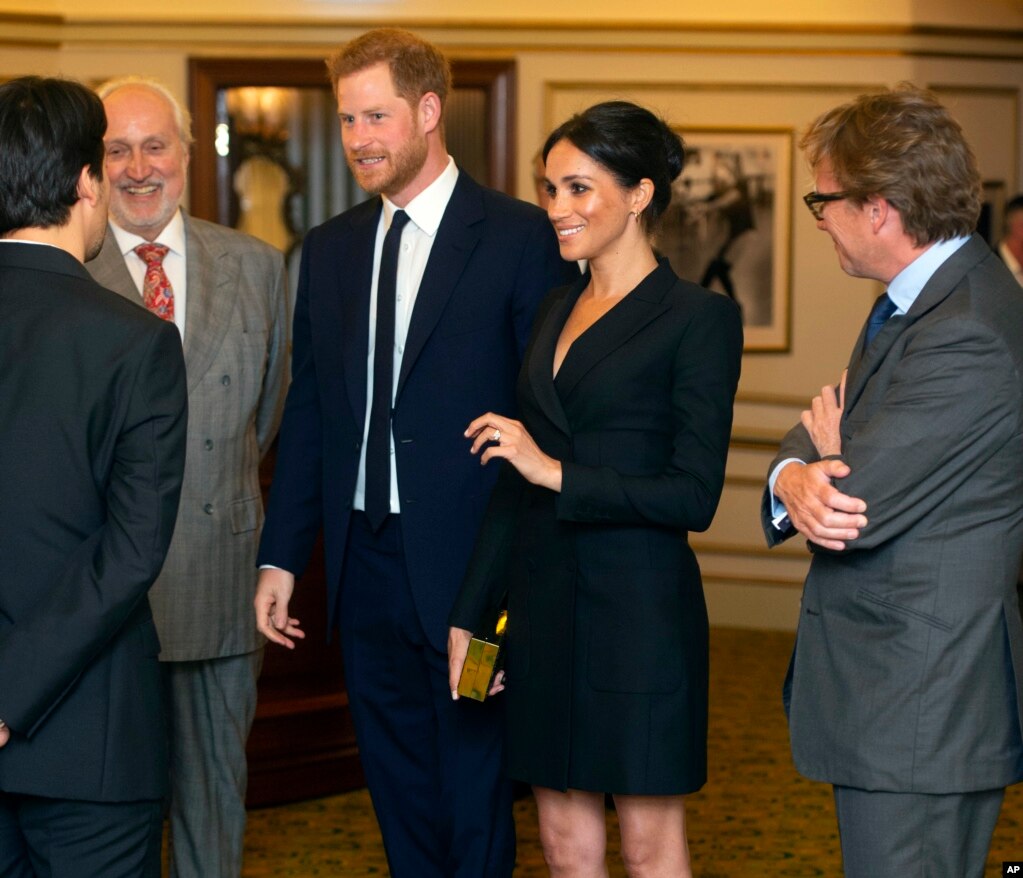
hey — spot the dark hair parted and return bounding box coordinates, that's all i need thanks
[800,84,980,246]
[542,101,685,228]
[326,28,451,109]
[0,76,106,235]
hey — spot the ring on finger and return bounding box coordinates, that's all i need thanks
[492,429,501,442]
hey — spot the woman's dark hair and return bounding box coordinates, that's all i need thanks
[0,76,106,235]
[542,100,684,227]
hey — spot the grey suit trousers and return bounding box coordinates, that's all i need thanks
[163,650,263,878]
[833,785,1004,878]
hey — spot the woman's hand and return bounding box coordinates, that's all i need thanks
[465,413,562,492]
[448,626,506,700]
[448,626,472,700]
[801,370,846,458]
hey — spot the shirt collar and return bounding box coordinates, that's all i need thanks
[381,157,458,236]
[886,235,969,315]
[110,208,186,258]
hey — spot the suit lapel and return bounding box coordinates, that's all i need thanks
[395,174,483,402]
[181,214,238,394]
[553,261,673,402]
[527,280,586,437]
[338,202,381,431]
[844,234,990,412]
[88,227,140,302]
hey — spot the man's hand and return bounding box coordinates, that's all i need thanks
[801,370,846,457]
[774,458,868,550]
[254,567,305,649]
[0,720,9,748]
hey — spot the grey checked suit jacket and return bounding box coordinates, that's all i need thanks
[88,213,290,661]
[762,235,1023,794]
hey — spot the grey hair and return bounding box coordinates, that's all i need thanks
[95,75,194,147]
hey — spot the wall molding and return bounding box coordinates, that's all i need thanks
[4,15,1023,59]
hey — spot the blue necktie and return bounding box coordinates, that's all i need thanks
[864,292,897,349]
[365,209,410,532]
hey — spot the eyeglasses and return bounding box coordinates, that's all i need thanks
[803,190,854,221]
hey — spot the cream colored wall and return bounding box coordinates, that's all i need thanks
[3,10,1022,629]
[2,0,1023,27]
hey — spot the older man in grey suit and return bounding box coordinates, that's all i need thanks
[764,85,1023,876]
[87,77,289,878]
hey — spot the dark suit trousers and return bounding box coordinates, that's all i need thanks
[0,792,162,878]
[833,785,1004,877]
[338,512,515,878]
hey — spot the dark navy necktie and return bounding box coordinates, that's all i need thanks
[864,292,897,349]
[365,209,410,532]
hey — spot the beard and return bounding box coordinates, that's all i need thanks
[347,131,429,198]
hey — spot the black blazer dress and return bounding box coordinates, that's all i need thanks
[451,260,743,794]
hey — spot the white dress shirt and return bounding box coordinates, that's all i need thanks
[353,157,460,515]
[109,210,188,340]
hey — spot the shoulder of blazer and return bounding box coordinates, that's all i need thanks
[464,172,550,234]
[902,234,1003,326]
[182,212,282,267]
[307,196,382,249]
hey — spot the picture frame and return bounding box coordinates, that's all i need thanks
[654,128,792,351]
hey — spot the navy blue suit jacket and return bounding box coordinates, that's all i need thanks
[258,171,571,650]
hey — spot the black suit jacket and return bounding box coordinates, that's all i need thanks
[258,170,573,650]
[0,241,187,801]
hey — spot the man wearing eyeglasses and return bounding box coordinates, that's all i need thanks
[763,85,1023,877]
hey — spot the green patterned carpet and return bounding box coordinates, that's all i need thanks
[241,627,1023,876]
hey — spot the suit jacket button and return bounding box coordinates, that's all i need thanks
[203,503,214,514]
[205,439,214,450]
[221,375,231,386]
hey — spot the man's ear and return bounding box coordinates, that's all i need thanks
[77,166,103,207]
[867,196,891,232]
[419,91,441,135]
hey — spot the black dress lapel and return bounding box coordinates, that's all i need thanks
[527,278,587,437]
[553,261,673,401]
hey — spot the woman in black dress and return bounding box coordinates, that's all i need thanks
[448,101,742,876]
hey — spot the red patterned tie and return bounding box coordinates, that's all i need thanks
[134,243,175,321]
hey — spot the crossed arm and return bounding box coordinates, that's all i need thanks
[773,370,868,550]
[770,316,1020,553]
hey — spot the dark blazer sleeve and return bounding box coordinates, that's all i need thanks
[256,226,326,575]
[255,248,291,458]
[0,321,187,735]
[449,286,573,633]
[448,462,528,632]
[557,293,743,531]
[511,212,576,357]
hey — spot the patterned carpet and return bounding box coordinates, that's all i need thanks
[240,627,1023,876]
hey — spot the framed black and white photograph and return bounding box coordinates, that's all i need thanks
[654,128,792,351]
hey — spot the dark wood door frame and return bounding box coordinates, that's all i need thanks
[188,56,517,224]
